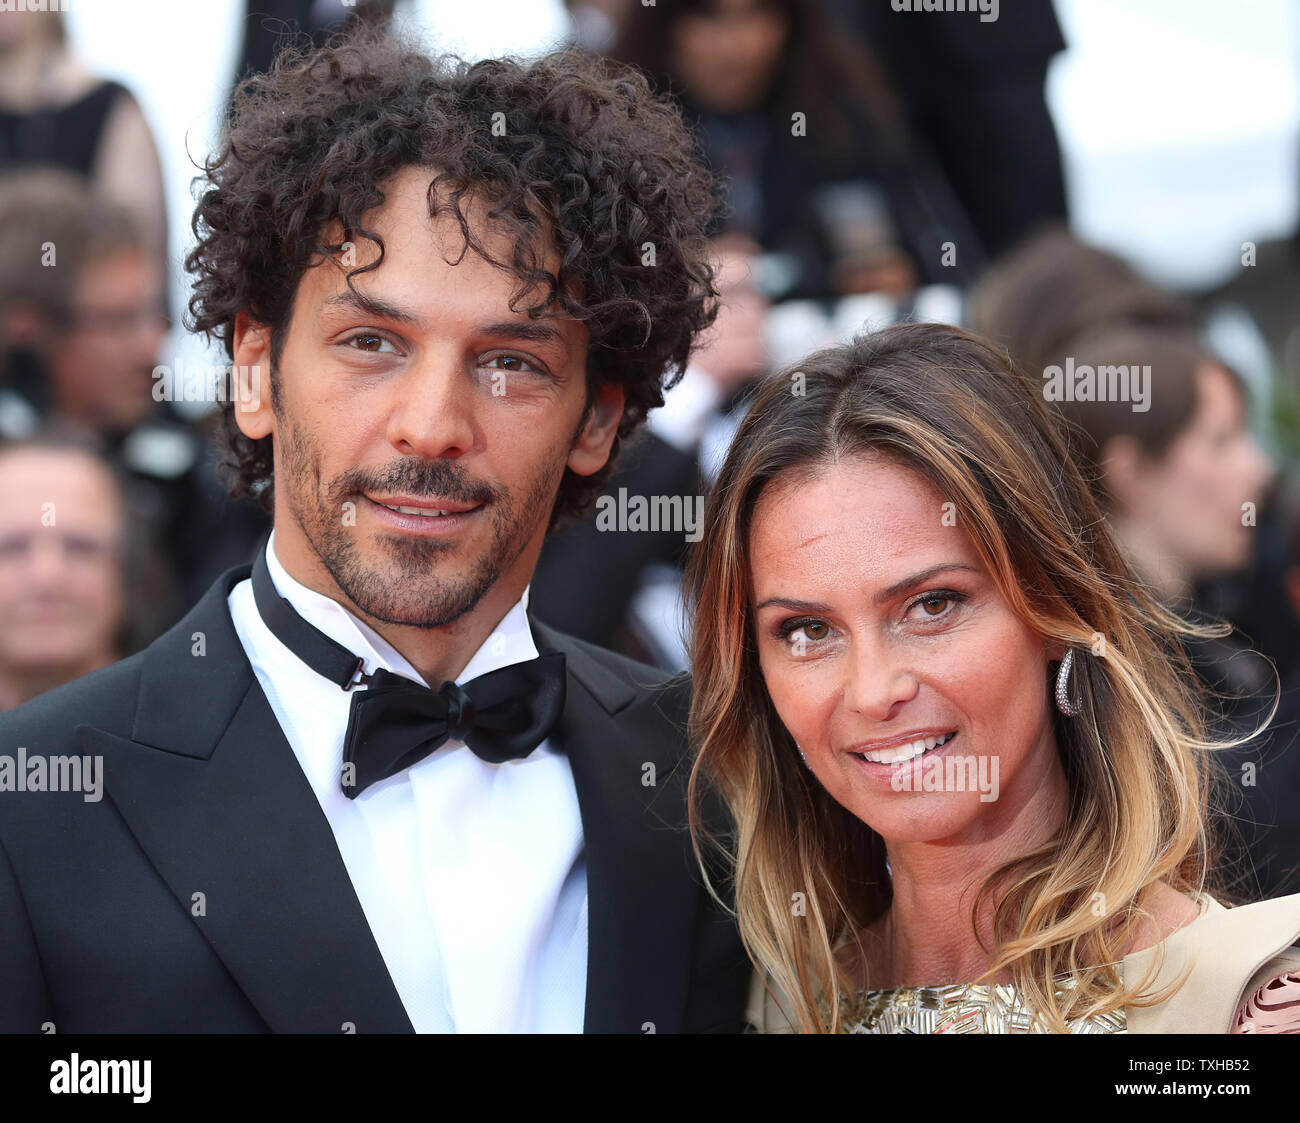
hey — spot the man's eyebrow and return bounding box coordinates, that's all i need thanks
[321,289,420,325]
[319,291,568,348]
[754,564,979,614]
[476,320,567,347]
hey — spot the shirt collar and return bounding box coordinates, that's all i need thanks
[263,528,538,689]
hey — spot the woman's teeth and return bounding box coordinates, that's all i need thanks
[859,731,956,764]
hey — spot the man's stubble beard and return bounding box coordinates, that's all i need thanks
[275,400,568,629]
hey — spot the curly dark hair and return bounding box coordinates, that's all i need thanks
[185,29,720,531]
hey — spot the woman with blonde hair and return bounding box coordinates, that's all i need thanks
[685,321,1300,1032]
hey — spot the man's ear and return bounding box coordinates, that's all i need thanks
[231,310,275,441]
[0,299,47,348]
[1283,565,1300,625]
[567,380,626,477]
[1098,433,1145,511]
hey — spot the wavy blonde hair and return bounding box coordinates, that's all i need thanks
[685,322,1275,1032]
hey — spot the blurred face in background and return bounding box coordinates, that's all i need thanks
[0,448,124,697]
[1112,362,1272,581]
[692,240,770,395]
[0,10,60,52]
[44,245,166,436]
[670,0,790,114]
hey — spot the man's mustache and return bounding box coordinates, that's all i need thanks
[338,464,503,507]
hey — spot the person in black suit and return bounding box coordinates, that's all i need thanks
[610,0,986,300]
[0,30,750,1034]
[838,0,1070,261]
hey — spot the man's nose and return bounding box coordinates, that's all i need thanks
[386,351,478,459]
[1245,436,1274,495]
[22,536,74,587]
[128,301,167,360]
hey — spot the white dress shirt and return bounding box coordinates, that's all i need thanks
[227,528,588,1032]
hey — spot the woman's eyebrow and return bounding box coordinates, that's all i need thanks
[754,564,979,614]
[754,596,833,613]
[872,563,979,605]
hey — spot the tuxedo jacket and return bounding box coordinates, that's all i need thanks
[0,562,751,1033]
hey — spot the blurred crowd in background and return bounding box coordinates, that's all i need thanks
[1,0,1299,898]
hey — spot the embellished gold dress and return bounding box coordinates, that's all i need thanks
[840,981,1127,1034]
[746,893,1300,1033]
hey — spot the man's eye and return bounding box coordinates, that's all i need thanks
[483,354,539,374]
[63,536,102,558]
[346,333,395,354]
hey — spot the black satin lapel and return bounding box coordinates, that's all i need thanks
[79,683,414,1033]
[549,664,700,1034]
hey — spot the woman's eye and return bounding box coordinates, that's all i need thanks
[780,619,829,645]
[908,590,965,622]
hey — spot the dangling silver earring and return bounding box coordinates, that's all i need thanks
[795,741,810,769]
[1055,648,1082,717]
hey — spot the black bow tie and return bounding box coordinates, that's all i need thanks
[250,546,566,799]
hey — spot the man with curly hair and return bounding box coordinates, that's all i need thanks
[0,31,750,1033]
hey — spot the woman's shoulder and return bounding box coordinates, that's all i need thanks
[1123,890,1300,1033]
